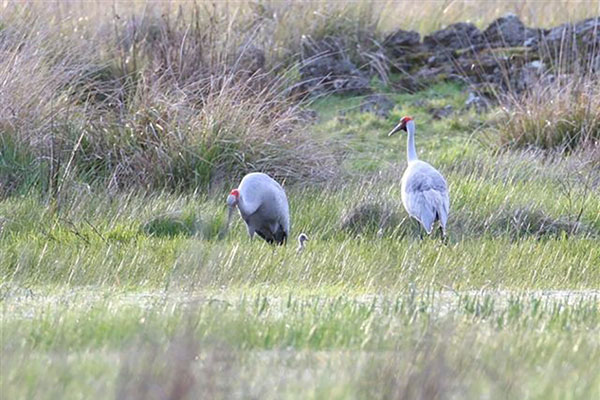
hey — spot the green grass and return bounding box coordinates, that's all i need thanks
[2,1,599,397]
[2,288,599,399]
[2,82,600,399]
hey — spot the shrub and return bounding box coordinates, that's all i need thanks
[0,2,338,196]
[494,76,600,150]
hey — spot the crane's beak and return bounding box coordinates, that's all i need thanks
[388,122,403,136]
[218,206,234,240]
[226,206,234,228]
[219,205,235,238]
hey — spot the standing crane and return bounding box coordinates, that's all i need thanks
[388,116,450,239]
[226,172,290,245]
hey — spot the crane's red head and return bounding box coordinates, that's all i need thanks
[227,189,240,207]
[388,116,413,136]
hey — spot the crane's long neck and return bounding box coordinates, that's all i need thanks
[225,194,244,232]
[406,121,418,162]
[237,194,252,218]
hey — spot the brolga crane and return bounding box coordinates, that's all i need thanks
[226,172,290,245]
[388,116,450,239]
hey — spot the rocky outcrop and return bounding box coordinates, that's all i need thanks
[384,29,421,57]
[483,14,541,47]
[298,15,599,100]
[536,17,600,72]
[383,14,599,99]
[360,94,394,118]
[298,37,371,96]
[424,22,483,51]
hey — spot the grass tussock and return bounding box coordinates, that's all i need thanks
[141,209,224,239]
[475,205,594,239]
[1,1,598,195]
[0,2,340,196]
[340,200,405,237]
[496,76,600,150]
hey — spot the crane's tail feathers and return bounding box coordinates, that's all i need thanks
[417,190,449,235]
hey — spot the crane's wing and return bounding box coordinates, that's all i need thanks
[239,172,289,234]
[439,189,450,229]
[402,163,449,233]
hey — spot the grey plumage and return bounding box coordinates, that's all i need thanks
[296,233,309,253]
[389,117,450,237]
[401,161,449,234]
[226,172,290,245]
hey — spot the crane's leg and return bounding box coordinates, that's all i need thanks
[438,225,449,245]
[255,230,269,243]
[273,224,287,246]
[411,218,423,240]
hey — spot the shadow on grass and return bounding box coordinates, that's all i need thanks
[451,205,596,241]
[141,211,225,240]
[339,201,596,242]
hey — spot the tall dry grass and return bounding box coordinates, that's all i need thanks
[1,1,343,196]
[494,76,600,150]
[1,1,598,196]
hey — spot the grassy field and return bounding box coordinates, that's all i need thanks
[2,1,600,399]
[2,82,600,399]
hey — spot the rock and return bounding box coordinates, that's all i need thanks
[237,45,265,74]
[465,92,490,112]
[453,49,544,94]
[483,14,538,47]
[416,65,454,81]
[556,17,599,71]
[412,99,429,108]
[391,65,453,93]
[383,29,421,57]
[574,17,600,45]
[424,22,484,51]
[591,54,600,73]
[540,16,600,64]
[543,22,575,51]
[299,54,370,95]
[383,30,426,73]
[545,17,600,46]
[428,105,454,120]
[523,36,537,47]
[331,74,371,94]
[298,109,319,123]
[455,53,506,77]
[392,63,462,93]
[360,94,394,118]
[391,75,423,93]
[512,60,545,92]
[299,37,371,96]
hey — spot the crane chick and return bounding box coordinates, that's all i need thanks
[226,172,290,245]
[296,233,309,253]
[389,116,450,239]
